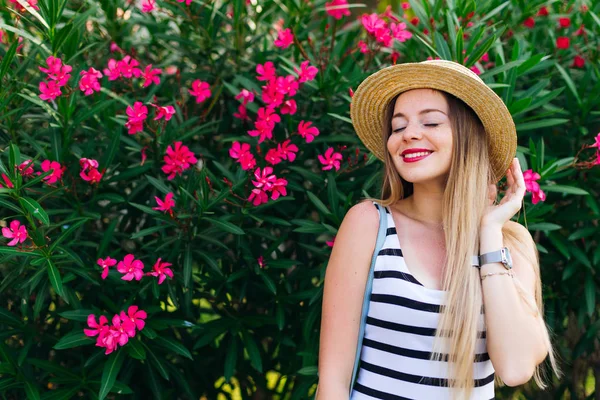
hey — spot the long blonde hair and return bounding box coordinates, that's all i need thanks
[363,89,561,398]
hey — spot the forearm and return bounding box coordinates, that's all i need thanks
[479,224,547,385]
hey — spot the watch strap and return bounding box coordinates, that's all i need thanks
[479,247,512,270]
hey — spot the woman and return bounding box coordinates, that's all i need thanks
[316,60,560,399]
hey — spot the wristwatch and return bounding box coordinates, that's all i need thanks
[478,247,513,270]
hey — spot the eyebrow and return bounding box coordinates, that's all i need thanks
[392,109,447,119]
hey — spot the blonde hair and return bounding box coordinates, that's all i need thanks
[362,89,561,398]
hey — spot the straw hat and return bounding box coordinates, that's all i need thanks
[350,59,516,183]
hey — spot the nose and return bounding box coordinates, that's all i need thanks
[402,121,424,142]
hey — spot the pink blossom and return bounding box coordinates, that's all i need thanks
[274,28,294,49]
[239,152,257,170]
[161,141,198,180]
[318,147,343,171]
[248,188,269,206]
[119,305,147,335]
[248,123,273,144]
[148,258,174,285]
[326,236,336,247]
[117,254,145,281]
[125,102,148,135]
[18,160,34,177]
[361,13,386,35]
[1,173,14,188]
[257,107,281,129]
[103,59,121,81]
[277,139,298,162]
[79,68,103,96]
[470,66,482,75]
[84,314,109,338]
[374,27,393,47]
[110,42,123,53]
[257,256,266,268]
[176,0,193,5]
[523,169,546,205]
[188,80,211,103]
[261,79,285,108]
[233,104,250,121]
[2,220,28,246]
[151,104,176,121]
[117,56,142,78]
[140,146,148,166]
[109,315,130,347]
[401,2,410,9]
[235,89,255,104]
[270,177,288,200]
[153,192,176,215]
[276,75,299,96]
[298,120,320,143]
[252,166,277,191]
[39,56,72,86]
[80,164,103,184]
[39,81,62,102]
[294,61,318,83]
[390,22,412,42]
[229,142,252,160]
[39,160,65,184]
[325,0,351,19]
[280,99,297,115]
[141,0,156,13]
[7,0,39,13]
[141,64,162,87]
[256,61,276,82]
[358,40,369,53]
[265,148,283,165]
[97,256,117,280]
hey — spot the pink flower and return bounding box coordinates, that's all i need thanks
[39,56,72,86]
[294,61,318,83]
[523,169,546,205]
[257,256,266,268]
[161,141,197,180]
[79,68,103,96]
[153,192,176,215]
[277,139,298,162]
[261,79,285,108]
[110,42,122,53]
[276,75,299,96]
[188,80,211,103]
[326,236,336,247]
[141,64,162,87]
[0,173,13,188]
[84,314,109,338]
[571,55,585,68]
[117,56,142,78]
[235,89,255,104]
[248,188,269,206]
[252,166,277,191]
[297,120,320,143]
[361,13,386,35]
[2,220,28,246]
[148,258,174,285]
[274,28,294,49]
[103,59,121,81]
[257,107,281,129]
[151,104,176,121]
[233,104,250,121]
[401,2,410,9]
[357,40,369,53]
[79,158,103,184]
[125,102,148,135]
[523,17,535,28]
[265,148,283,165]
[256,61,276,82]
[229,141,252,160]
[97,256,117,280]
[270,177,288,200]
[117,254,145,281]
[18,160,34,177]
[39,81,62,101]
[109,315,130,347]
[119,305,147,335]
[39,160,65,184]
[239,152,257,170]
[556,37,570,49]
[280,99,297,115]
[7,0,39,13]
[248,124,273,144]
[141,0,156,13]
[591,133,600,148]
[318,147,343,171]
[470,65,482,75]
[325,0,351,19]
[176,0,193,5]
[390,22,412,42]
[559,17,571,28]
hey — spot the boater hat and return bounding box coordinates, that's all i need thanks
[350,59,517,183]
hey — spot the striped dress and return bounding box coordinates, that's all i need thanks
[350,202,495,399]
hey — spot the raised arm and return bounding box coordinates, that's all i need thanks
[316,201,380,400]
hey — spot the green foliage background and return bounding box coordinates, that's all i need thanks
[0,0,599,399]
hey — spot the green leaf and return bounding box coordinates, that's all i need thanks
[98,350,125,400]
[526,223,562,231]
[183,245,192,289]
[0,308,23,327]
[49,218,89,252]
[58,309,93,322]
[540,185,589,195]
[258,271,277,295]
[47,259,66,300]
[241,330,263,373]
[24,380,41,400]
[555,62,582,106]
[53,332,94,350]
[204,217,245,235]
[297,366,318,376]
[327,113,352,124]
[144,344,170,380]
[28,359,79,380]
[0,40,18,82]
[516,119,569,131]
[154,336,193,360]
[433,31,452,60]
[306,191,331,216]
[224,335,238,382]
[126,339,146,360]
[146,175,171,195]
[19,197,50,226]
[130,225,167,240]
[585,274,596,317]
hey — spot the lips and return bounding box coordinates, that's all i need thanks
[402,151,433,163]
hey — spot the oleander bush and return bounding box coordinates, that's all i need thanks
[0,0,599,398]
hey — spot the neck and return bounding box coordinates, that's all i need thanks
[406,182,445,227]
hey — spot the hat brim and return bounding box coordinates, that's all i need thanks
[350,61,516,183]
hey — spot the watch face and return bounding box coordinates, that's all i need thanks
[503,247,513,269]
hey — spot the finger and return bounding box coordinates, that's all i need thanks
[513,159,526,197]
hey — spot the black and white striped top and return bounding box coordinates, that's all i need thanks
[350,202,495,399]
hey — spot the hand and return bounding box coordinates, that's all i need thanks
[481,158,526,229]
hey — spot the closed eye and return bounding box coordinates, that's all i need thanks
[393,124,439,133]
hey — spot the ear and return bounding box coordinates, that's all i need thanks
[487,183,497,206]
